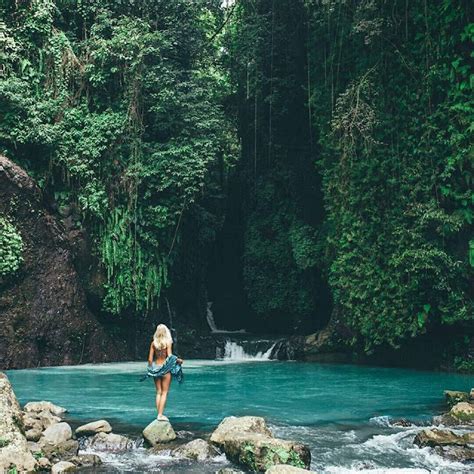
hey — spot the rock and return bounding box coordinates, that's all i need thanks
[392,419,414,428]
[172,438,220,461]
[0,373,37,472]
[42,422,72,444]
[414,428,474,448]
[23,410,61,431]
[450,402,474,422]
[444,390,470,408]
[75,419,112,437]
[87,432,134,451]
[25,428,42,441]
[27,440,42,453]
[210,417,311,471]
[68,454,102,467]
[40,439,79,462]
[37,457,52,469]
[435,445,474,462]
[210,416,272,444]
[433,413,461,427]
[302,314,351,362]
[51,460,76,473]
[0,154,130,370]
[143,419,177,445]
[24,401,67,417]
[470,388,474,400]
[266,465,315,473]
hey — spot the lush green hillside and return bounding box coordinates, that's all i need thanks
[1,0,472,368]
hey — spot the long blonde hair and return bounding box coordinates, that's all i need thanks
[153,323,172,350]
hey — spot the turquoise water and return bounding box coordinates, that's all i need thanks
[6,360,473,472]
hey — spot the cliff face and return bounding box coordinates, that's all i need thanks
[0,156,131,369]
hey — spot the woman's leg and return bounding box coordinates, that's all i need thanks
[154,377,162,415]
[158,372,172,416]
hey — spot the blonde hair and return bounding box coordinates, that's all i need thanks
[153,323,172,350]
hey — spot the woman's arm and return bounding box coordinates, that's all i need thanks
[148,342,154,366]
[167,343,172,358]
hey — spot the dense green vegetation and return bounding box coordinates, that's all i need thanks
[1,0,472,359]
[227,0,473,352]
[1,0,236,314]
[0,216,23,277]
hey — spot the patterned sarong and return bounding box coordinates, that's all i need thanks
[139,354,184,383]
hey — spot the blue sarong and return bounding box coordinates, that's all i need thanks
[140,354,183,383]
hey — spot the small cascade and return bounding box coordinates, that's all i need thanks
[221,340,278,361]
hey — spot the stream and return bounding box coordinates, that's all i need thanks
[6,349,473,473]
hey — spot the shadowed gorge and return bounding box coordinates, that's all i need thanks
[0,0,473,370]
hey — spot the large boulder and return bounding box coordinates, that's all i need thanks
[24,401,67,416]
[0,373,37,472]
[414,428,474,448]
[143,419,177,445]
[210,416,272,444]
[42,422,73,444]
[450,402,474,423]
[172,438,220,461]
[86,432,134,451]
[75,419,112,437]
[210,417,311,471]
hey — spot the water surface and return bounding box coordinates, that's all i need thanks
[7,360,473,473]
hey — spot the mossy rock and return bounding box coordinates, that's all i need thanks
[450,402,474,423]
[444,390,469,408]
[220,434,310,472]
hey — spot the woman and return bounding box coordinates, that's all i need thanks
[146,324,183,420]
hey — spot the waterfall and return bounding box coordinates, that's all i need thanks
[206,302,218,332]
[221,340,277,361]
[206,302,246,334]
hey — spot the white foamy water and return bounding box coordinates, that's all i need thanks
[271,421,473,474]
[8,359,472,473]
[81,446,229,473]
[222,340,277,360]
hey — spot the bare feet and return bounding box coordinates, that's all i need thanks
[157,414,169,421]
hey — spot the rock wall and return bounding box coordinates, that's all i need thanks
[0,155,131,369]
[0,373,37,471]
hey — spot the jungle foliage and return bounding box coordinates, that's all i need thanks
[1,0,472,354]
[228,0,473,349]
[1,0,236,314]
[0,215,23,278]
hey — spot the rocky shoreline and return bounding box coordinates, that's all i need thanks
[1,370,473,473]
[0,372,312,473]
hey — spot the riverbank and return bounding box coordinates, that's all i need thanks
[0,372,312,473]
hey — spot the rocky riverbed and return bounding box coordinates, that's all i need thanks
[0,372,312,473]
[1,370,473,473]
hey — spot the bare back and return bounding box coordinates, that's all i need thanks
[149,341,172,365]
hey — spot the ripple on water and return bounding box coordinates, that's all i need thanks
[80,446,230,473]
[6,360,472,473]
